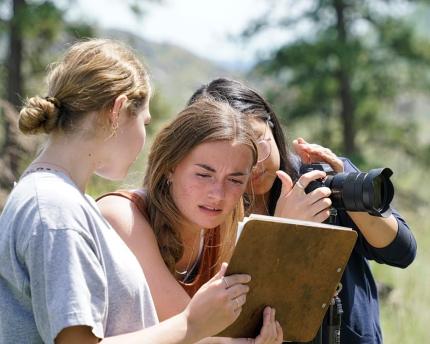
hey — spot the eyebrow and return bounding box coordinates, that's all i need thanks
[195,164,249,176]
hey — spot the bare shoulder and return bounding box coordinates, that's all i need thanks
[98,194,166,278]
[97,194,153,240]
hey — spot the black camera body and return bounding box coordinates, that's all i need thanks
[299,163,394,217]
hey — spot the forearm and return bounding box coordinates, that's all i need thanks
[347,212,398,248]
[195,337,236,344]
[102,312,199,344]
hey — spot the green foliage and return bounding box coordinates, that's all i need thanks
[245,3,430,341]
[247,0,430,159]
[372,202,430,344]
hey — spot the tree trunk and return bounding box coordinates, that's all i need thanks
[0,0,28,204]
[7,0,25,109]
[333,0,356,156]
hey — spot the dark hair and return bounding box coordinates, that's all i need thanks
[188,77,299,215]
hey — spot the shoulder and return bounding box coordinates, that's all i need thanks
[1,172,105,256]
[97,191,153,240]
[9,172,94,229]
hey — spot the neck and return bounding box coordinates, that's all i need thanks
[32,133,101,193]
[251,192,271,215]
[176,225,204,273]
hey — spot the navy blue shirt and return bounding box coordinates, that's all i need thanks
[320,158,417,344]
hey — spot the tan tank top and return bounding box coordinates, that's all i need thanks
[97,190,221,297]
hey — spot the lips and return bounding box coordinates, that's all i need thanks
[198,205,222,214]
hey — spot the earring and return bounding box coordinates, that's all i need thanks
[166,172,173,186]
[111,118,119,137]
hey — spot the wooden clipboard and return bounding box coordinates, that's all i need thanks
[217,214,357,342]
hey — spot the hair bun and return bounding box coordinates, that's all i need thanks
[44,96,61,109]
[19,96,60,135]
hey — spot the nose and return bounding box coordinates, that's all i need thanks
[208,181,225,202]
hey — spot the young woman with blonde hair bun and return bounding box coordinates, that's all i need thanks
[0,39,254,344]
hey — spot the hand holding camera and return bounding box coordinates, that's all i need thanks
[294,137,394,218]
[274,169,333,223]
[275,138,394,223]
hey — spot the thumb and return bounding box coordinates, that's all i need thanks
[296,137,308,144]
[211,262,228,281]
[276,170,293,197]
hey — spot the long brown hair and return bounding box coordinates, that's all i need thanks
[144,97,257,272]
[19,38,150,136]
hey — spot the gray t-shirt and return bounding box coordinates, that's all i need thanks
[0,170,158,343]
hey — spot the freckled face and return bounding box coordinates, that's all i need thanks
[170,140,254,232]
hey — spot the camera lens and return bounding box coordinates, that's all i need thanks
[372,177,382,209]
[300,163,394,217]
[340,168,394,217]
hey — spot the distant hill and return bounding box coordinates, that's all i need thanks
[100,29,244,113]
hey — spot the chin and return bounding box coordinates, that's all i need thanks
[248,179,273,196]
[198,217,225,230]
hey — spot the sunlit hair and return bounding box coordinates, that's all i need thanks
[144,97,258,272]
[188,77,299,215]
[19,38,150,135]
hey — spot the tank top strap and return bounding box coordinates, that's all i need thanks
[96,189,149,222]
[180,226,221,296]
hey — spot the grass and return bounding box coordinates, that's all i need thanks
[372,208,430,343]
[287,113,430,343]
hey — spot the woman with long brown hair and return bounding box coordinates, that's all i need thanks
[98,97,284,343]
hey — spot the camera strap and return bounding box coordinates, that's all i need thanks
[327,283,343,344]
[328,207,338,224]
[297,283,343,344]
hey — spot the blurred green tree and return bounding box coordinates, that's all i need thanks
[245,0,430,161]
[0,0,94,206]
[1,0,93,108]
[0,0,164,208]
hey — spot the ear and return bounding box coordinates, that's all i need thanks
[109,94,128,125]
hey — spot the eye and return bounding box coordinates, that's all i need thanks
[196,173,211,178]
[228,178,244,185]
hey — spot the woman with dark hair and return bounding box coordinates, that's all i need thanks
[188,79,297,216]
[188,78,417,344]
[188,78,329,221]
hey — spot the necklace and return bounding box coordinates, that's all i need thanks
[175,229,205,282]
[253,193,270,215]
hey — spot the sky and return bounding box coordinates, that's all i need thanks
[72,0,290,66]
